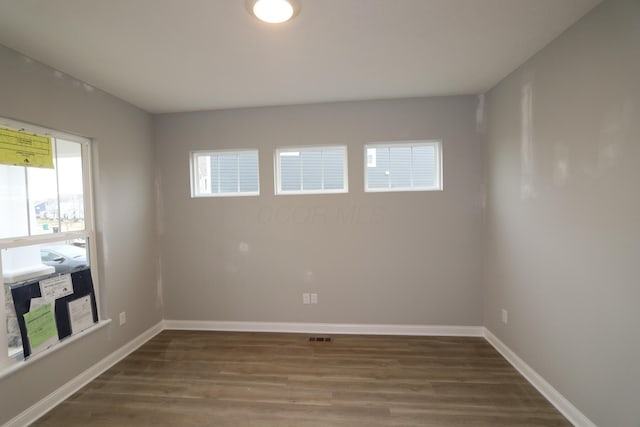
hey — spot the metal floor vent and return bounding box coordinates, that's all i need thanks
[309,337,332,342]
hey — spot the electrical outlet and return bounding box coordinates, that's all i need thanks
[119,311,127,325]
[310,293,318,304]
[303,293,310,305]
[501,309,508,325]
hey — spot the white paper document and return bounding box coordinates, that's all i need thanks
[39,274,73,301]
[68,295,94,334]
[29,297,48,310]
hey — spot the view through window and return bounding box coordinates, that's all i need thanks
[0,118,97,367]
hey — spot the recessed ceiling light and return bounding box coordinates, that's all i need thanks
[247,0,300,24]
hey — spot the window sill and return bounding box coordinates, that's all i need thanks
[0,318,112,381]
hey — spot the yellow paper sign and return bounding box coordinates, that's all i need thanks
[0,128,54,168]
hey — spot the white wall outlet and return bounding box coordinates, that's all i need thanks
[310,293,318,304]
[303,293,310,305]
[119,311,127,325]
[501,309,508,325]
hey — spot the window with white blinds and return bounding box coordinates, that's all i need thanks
[190,150,259,197]
[365,141,442,192]
[275,146,348,195]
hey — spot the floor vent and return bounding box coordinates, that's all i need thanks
[309,337,332,342]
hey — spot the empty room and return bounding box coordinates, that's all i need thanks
[0,0,638,426]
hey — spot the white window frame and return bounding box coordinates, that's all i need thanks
[364,140,443,192]
[189,149,260,198]
[274,145,349,195]
[0,117,100,370]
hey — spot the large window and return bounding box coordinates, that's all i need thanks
[365,141,442,192]
[0,118,97,367]
[190,150,259,197]
[275,146,348,195]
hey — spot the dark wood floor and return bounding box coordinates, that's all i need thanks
[34,330,570,426]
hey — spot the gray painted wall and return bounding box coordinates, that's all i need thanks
[155,97,484,325]
[0,45,162,424]
[484,0,640,426]
[3,1,637,424]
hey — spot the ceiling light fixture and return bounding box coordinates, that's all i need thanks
[247,0,300,24]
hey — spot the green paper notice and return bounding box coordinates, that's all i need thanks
[24,303,58,353]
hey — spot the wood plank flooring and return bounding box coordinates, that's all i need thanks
[34,331,571,426]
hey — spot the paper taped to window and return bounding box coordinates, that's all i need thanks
[0,127,54,168]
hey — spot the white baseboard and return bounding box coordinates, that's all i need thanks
[163,320,484,337]
[483,328,597,427]
[3,321,164,427]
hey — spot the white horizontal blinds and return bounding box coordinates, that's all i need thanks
[366,147,390,190]
[210,155,220,192]
[412,144,436,188]
[389,146,411,188]
[365,141,441,191]
[278,147,346,193]
[238,152,259,193]
[197,150,259,196]
[302,150,322,190]
[218,154,238,193]
[279,151,301,192]
[323,148,345,190]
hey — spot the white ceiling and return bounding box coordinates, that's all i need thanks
[0,0,600,114]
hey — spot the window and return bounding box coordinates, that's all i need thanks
[0,117,97,367]
[365,141,442,192]
[190,150,259,197]
[275,146,348,195]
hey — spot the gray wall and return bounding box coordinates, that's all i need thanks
[0,45,162,424]
[155,97,484,325]
[484,0,640,426]
[5,1,636,423]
